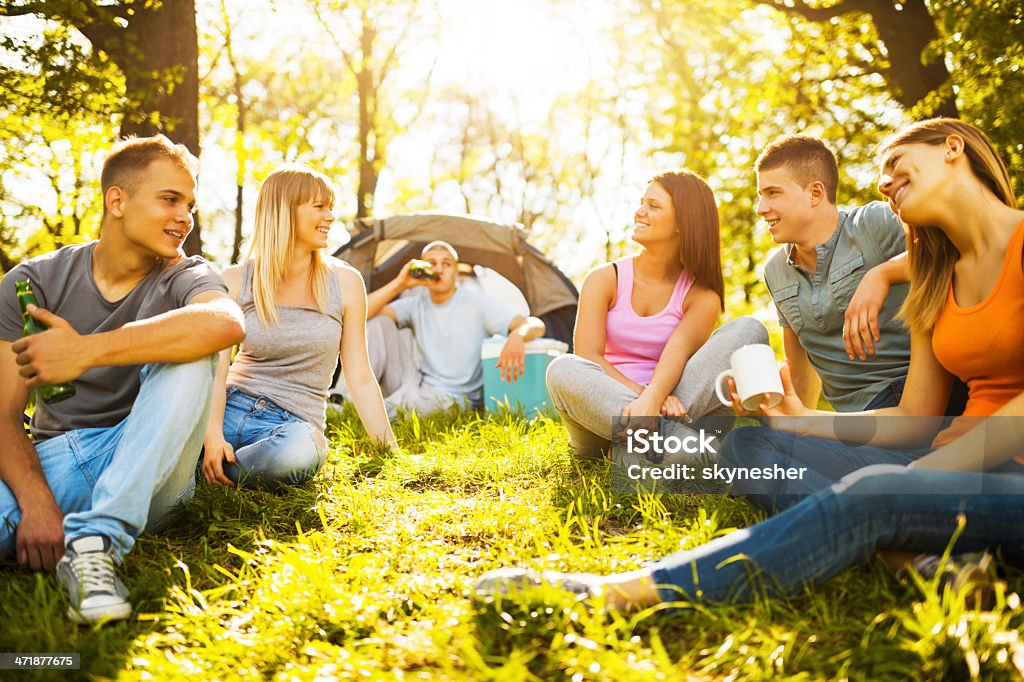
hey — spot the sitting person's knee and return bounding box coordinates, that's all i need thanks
[725,316,769,344]
[719,424,796,467]
[232,423,326,490]
[143,355,217,389]
[545,353,587,392]
[719,426,765,464]
[272,425,325,477]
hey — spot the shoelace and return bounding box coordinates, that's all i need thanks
[72,552,118,593]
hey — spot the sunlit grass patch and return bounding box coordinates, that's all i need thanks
[1,405,1022,679]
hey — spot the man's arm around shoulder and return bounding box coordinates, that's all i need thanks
[843,202,909,360]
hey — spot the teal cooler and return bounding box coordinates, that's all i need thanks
[481,337,568,414]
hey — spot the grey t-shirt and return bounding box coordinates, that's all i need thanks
[226,261,344,432]
[391,286,516,403]
[763,201,911,411]
[0,242,227,441]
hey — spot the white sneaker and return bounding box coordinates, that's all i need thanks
[473,568,600,603]
[56,535,132,624]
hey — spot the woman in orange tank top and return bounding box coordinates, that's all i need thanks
[475,119,1024,611]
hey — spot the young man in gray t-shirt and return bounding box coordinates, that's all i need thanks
[0,135,244,624]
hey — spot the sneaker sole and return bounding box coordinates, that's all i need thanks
[67,602,133,625]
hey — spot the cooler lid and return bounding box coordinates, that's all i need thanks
[480,337,569,359]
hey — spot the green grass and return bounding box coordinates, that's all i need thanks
[2,405,1023,680]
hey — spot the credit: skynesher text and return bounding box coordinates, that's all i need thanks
[626,463,809,483]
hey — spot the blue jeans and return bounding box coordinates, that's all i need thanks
[218,388,325,490]
[719,418,1024,513]
[863,375,969,416]
[648,464,1024,603]
[719,426,930,512]
[0,357,216,563]
[862,376,906,410]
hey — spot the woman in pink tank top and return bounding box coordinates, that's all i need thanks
[545,170,768,457]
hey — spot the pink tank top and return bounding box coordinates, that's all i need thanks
[604,257,695,384]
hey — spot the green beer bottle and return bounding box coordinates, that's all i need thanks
[409,259,439,281]
[14,280,76,404]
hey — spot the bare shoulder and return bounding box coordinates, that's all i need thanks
[582,262,616,293]
[327,257,366,295]
[326,256,359,277]
[220,263,244,285]
[682,283,720,311]
[219,263,245,299]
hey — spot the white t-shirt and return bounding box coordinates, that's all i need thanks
[390,287,516,403]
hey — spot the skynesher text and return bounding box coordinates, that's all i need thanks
[626,463,809,483]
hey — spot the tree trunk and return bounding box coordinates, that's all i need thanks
[230,54,247,263]
[355,22,378,219]
[1,1,204,255]
[866,0,958,117]
[87,0,204,255]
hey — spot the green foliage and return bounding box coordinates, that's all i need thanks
[627,0,907,316]
[2,407,1022,679]
[931,0,1024,202]
[0,21,123,121]
[0,40,119,270]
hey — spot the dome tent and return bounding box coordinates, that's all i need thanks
[333,213,579,349]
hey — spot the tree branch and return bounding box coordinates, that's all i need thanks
[312,2,358,76]
[750,0,872,22]
[0,3,55,18]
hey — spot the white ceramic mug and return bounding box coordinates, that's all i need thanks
[714,344,784,411]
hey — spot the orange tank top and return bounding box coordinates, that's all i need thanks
[931,218,1024,462]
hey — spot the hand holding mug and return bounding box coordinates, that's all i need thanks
[714,344,784,412]
[757,361,814,434]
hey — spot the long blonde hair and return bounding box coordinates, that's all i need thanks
[248,166,335,327]
[878,119,1017,333]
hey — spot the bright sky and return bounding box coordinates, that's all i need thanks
[429,0,618,119]
[375,0,630,272]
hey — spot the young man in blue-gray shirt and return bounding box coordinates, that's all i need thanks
[723,134,977,586]
[366,241,545,418]
[756,134,913,411]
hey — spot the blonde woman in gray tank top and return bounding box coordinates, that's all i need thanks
[201,166,396,490]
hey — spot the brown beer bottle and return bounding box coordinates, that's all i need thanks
[15,280,76,404]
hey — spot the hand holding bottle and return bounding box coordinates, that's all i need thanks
[13,281,77,402]
[12,302,88,392]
